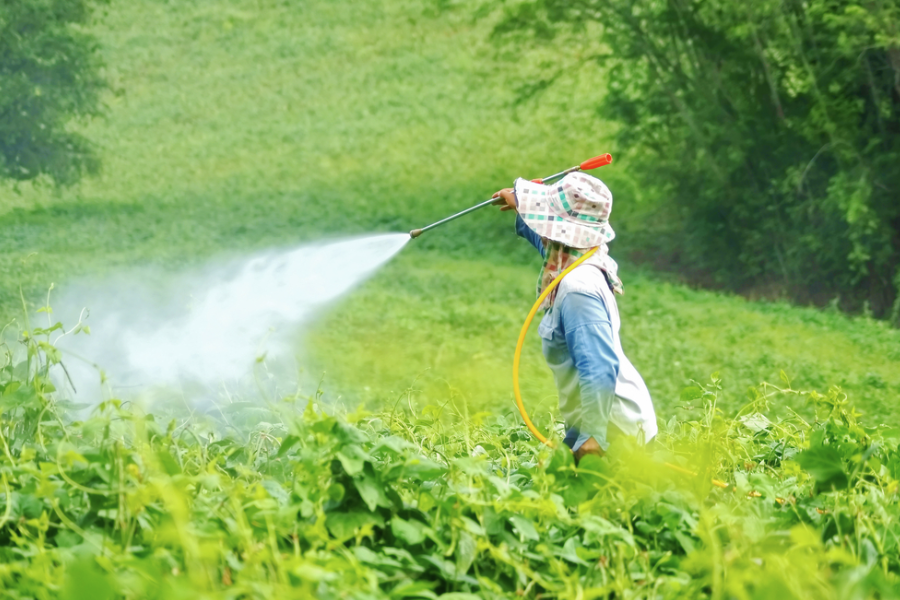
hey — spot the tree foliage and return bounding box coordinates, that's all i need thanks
[491,0,900,318]
[0,0,107,185]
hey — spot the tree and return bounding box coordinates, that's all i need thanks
[0,0,107,185]
[485,0,900,319]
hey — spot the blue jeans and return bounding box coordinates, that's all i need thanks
[562,424,624,450]
[562,427,581,450]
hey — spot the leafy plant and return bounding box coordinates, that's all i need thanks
[0,326,896,598]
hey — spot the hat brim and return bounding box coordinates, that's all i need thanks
[514,178,614,248]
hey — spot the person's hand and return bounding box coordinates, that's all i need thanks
[491,188,517,212]
[573,436,605,463]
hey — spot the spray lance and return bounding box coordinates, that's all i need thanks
[407,154,731,491]
[406,153,616,445]
[408,153,613,239]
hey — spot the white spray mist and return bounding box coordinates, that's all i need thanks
[52,233,410,403]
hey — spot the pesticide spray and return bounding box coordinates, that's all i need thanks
[53,233,409,403]
[51,153,612,410]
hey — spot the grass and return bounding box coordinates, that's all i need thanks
[0,0,617,307]
[306,247,900,426]
[1,0,897,425]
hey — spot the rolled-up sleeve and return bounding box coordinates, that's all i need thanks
[558,292,619,450]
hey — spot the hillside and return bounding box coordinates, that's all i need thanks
[0,0,897,423]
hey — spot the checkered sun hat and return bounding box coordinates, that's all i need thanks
[514,171,616,248]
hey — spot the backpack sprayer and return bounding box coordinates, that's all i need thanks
[408,154,729,490]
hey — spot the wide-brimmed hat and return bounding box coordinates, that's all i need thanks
[514,172,616,248]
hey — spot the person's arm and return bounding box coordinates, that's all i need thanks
[515,214,545,258]
[558,291,619,454]
[493,187,545,258]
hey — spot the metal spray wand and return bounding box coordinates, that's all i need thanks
[409,153,613,238]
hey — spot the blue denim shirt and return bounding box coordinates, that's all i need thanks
[516,215,619,451]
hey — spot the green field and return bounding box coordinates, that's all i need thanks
[1,0,899,597]
[2,0,897,424]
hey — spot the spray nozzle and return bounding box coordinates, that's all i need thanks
[408,153,613,238]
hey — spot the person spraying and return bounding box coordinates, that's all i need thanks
[492,173,657,461]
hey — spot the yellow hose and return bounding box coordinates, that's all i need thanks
[513,247,599,446]
[512,259,731,490]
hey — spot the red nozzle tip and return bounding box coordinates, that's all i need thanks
[580,153,613,170]
[531,178,543,184]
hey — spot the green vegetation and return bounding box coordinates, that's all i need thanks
[1,0,899,597]
[1,327,898,598]
[481,0,900,318]
[0,0,613,310]
[0,0,107,184]
[307,249,900,425]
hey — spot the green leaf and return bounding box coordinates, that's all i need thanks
[382,547,426,572]
[546,442,575,476]
[780,370,792,386]
[54,530,82,548]
[0,386,39,412]
[739,412,772,433]
[508,515,539,541]
[455,530,477,574]
[420,555,457,580]
[353,468,392,511]
[458,516,484,536]
[795,444,849,490]
[452,457,488,476]
[557,537,590,566]
[327,483,345,502]
[403,456,446,479]
[680,386,704,402]
[38,341,62,364]
[582,516,635,547]
[390,516,426,545]
[673,530,696,554]
[155,448,182,476]
[388,579,437,599]
[326,511,384,540]
[261,480,290,505]
[373,436,413,455]
[276,435,300,457]
[482,506,504,536]
[561,477,590,506]
[61,556,116,600]
[336,444,372,476]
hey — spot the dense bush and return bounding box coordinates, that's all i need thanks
[488,0,900,319]
[0,325,897,598]
[0,0,107,185]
